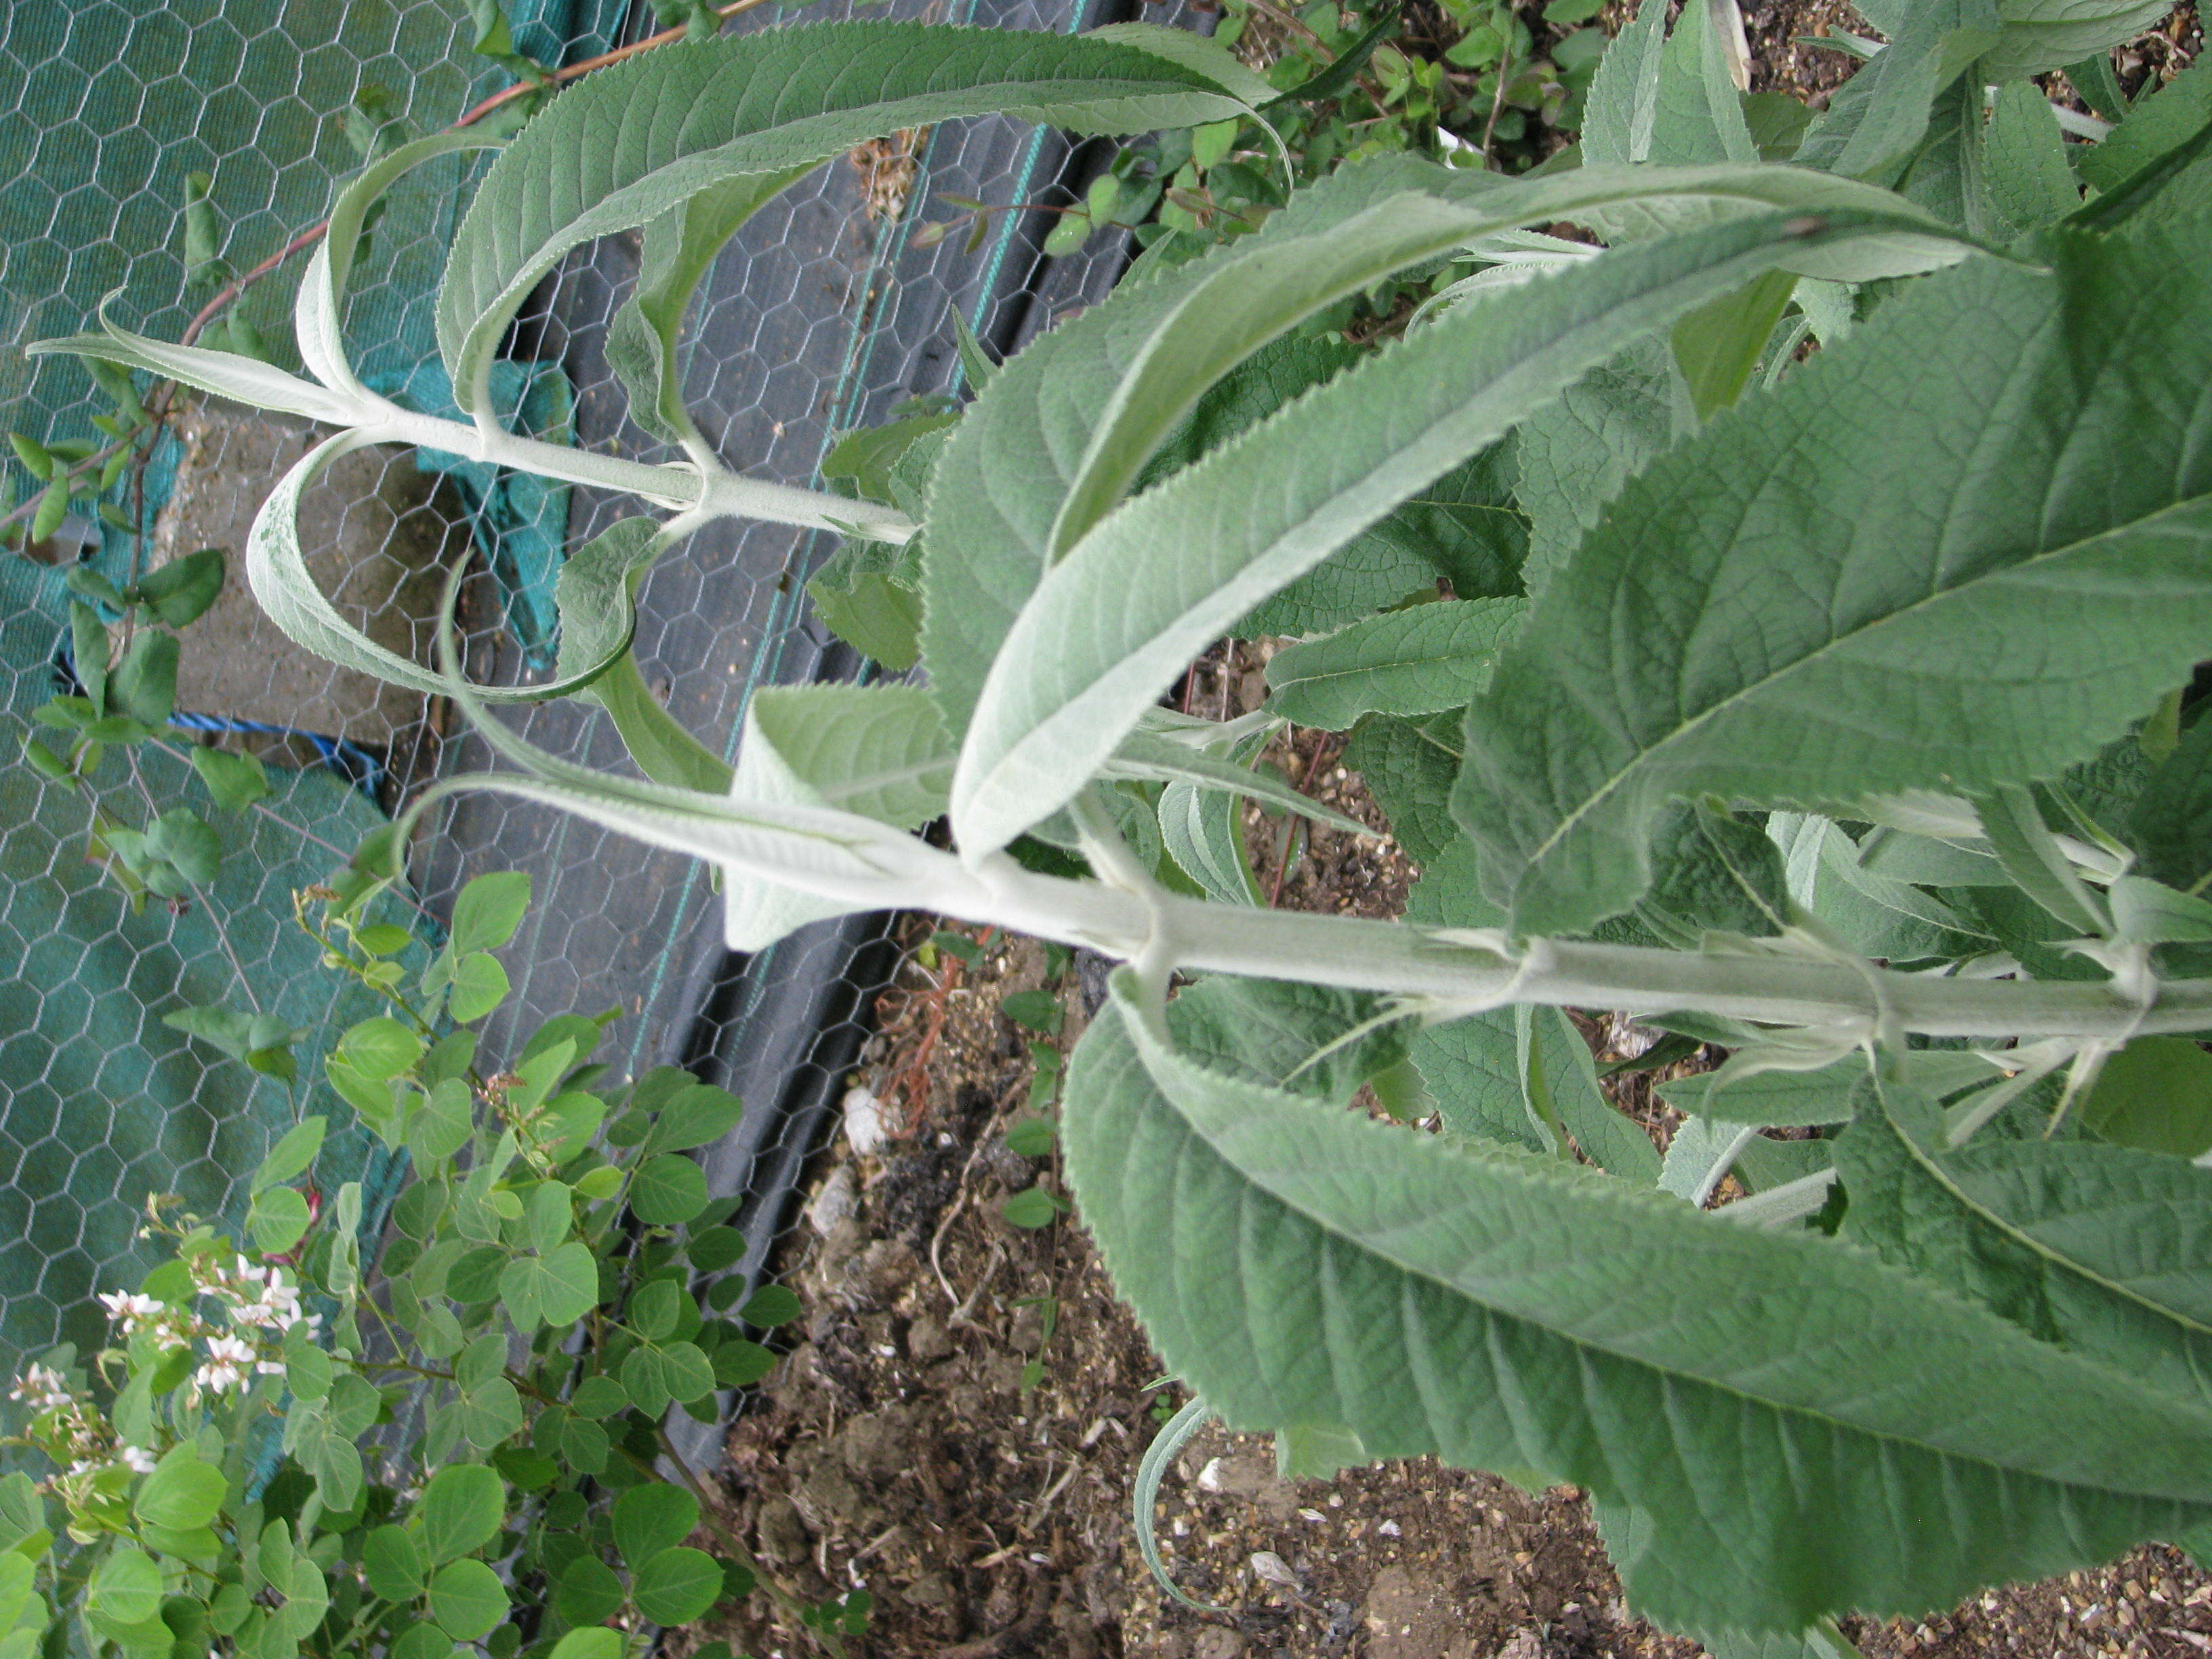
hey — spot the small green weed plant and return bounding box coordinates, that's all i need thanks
[35,0,2212,1650]
[0,869,851,1659]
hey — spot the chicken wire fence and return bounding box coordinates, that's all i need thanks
[0,0,1179,1406]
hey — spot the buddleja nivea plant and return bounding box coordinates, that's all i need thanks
[37,1,2212,1651]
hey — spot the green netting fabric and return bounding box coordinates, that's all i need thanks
[0,555,424,1372]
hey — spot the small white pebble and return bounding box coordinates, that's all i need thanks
[873,1344,896,1357]
[1377,1519,1401,1537]
[1328,1494,1343,1509]
[842,1086,890,1155]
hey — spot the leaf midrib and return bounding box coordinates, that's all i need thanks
[1513,489,2212,886]
[1884,1093,2212,1347]
[1188,1069,2211,1494]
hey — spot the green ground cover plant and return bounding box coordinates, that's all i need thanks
[34,1,2212,1652]
[1,867,842,1659]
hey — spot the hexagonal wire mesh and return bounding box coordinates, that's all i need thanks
[0,0,1192,1420]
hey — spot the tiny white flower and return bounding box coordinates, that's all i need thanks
[119,1446,157,1475]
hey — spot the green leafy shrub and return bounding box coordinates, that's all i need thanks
[0,869,844,1658]
[36,3,2212,1651]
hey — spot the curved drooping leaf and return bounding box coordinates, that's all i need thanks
[1063,972,2212,1637]
[1981,0,2177,80]
[605,168,812,451]
[1456,226,2212,936]
[924,156,1967,758]
[720,684,953,951]
[1102,730,1369,838]
[241,435,654,705]
[303,129,508,401]
[1043,165,1959,571]
[434,22,1262,412]
[1264,599,1528,731]
[950,206,1974,861]
[32,305,361,426]
[1835,1073,2212,1415]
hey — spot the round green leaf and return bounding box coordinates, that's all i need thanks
[737,1284,800,1328]
[87,1547,161,1627]
[612,1483,698,1570]
[133,1448,224,1531]
[428,1559,508,1641]
[552,1557,624,1628]
[659,1341,716,1405]
[338,1017,423,1082]
[450,872,531,956]
[629,1155,710,1226]
[685,1227,745,1273]
[570,1374,628,1420]
[363,1524,426,1602]
[462,1378,525,1450]
[633,1547,723,1626]
[549,1629,623,1659]
[419,1463,504,1564]
[249,1187,312,1254]
[712,1339,777,1389]
[391,1624,455,1659]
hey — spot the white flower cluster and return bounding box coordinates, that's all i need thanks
[7,1364,70,1415]
[97,1256,316,1401]
[7,1363,154,1478]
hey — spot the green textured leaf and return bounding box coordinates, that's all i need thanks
[1264,599,1528,731]
[950,200,1969,857]
[363,1525,426,1603]
[2081,1037,2212,1160]
[1982,81,2078,234]
[87,1551,161,1631]
[1518,1004,1662,1180]
[925,156,1964,792]
[1795,0,2000,182]
[632,1547,723,1625]
[2131,714,2212,893]
[1837,1071,2212,1413]
[722,682,952,951]
[806,538,924,670]
[2078,56,2212,201]
[1343,710,1462,865]
[419,1463,505,1564]
[1647,0,1758,165]
[613,1483,698,1570]
[1064,972,2212,1636]
[1170,975,1410,1106]
[606,171,811,449]
[133,1448,224,1531]
[1412,1007,1547,1151]
[1456,228,2212,935]
[436,22,1258,409]
[428,1559,508,1641]
[1580,0,1666,165]
[1159,770,1263,906]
